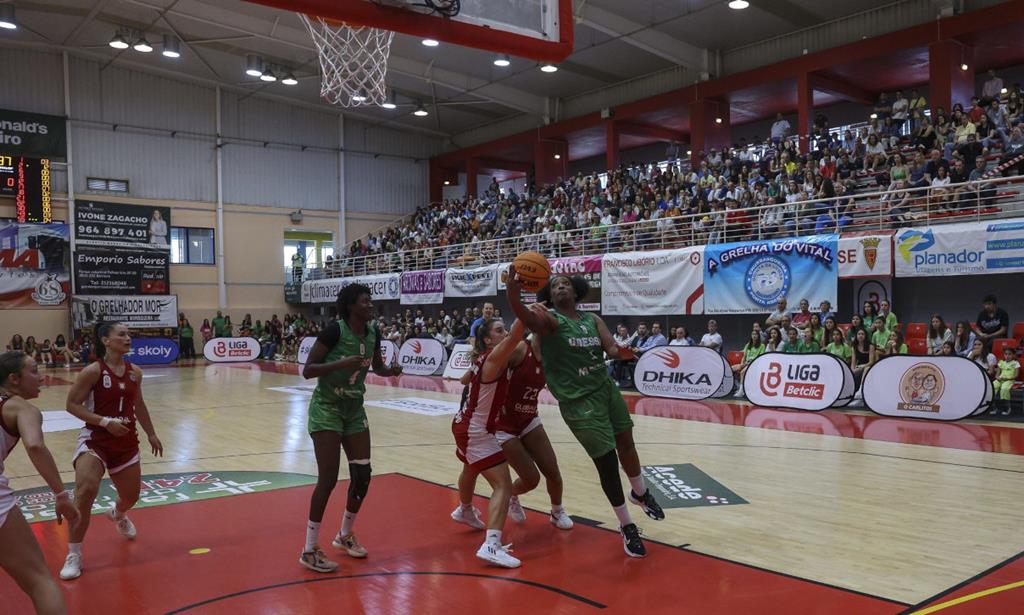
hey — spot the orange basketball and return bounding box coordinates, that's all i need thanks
[512,251,551,292]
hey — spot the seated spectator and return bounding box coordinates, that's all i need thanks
[792,298,812,330]
[39,339,54,366]
[939,341,956,356]
[976,294,1009,352]
[24,336,38,362]
[926,315,953,355]
[968,339,999,379]
[818,301,834,323]
[700,320,723,352]
[846,314,867,345]
[850,329,875,388]
[993,346,1020,416]
[870,317,891,350]
[953,320,977,357]
[645,323,668,350]
[808,313,825,348]
[435,326,454,349]
[669,327,693,346]
[610,324,637,386]
[825,329,852,362]
[877,330,908,359]
[879,300,898,333]
[54,334,78,365]
[732,330,766,395]
[798,328,819,353]
[780,327,801,353]
[765,298,788,328]
[764,327,783,352]
[6,334,24,352]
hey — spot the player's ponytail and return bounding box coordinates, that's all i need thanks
[94,321,119,359]
[473,318,501,355]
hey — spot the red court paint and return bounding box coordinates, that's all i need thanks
[0,474,902,614]
[907,551,1024,614]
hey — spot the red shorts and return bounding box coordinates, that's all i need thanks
[74,428,140,475]
[452,421,505,472]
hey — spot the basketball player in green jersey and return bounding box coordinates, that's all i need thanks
[507,268,664,557]
[298,283,402,573]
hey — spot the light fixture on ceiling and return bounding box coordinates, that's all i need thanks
[686,149,692,155]
[0,4,18,30]
[413,104,429,117]
[494,54,511,67]
[728,0,750,9]
[109,33,130,49]
[260,68,277,82]
[715,117,723,124]
[1002,87,1009,94]
[281,72,298,86]
[133,36,153,53]
[351,89,368,103]
[245,54,264,77]
[421,38,439,47]
[960,63,969,71]
[540,64,558,73]
[443,180,451,185]
[870,112,878,119]
[553,154,561,160]
[161,34,181,58]
[381,92,397,110]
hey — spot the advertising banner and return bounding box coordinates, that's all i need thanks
[633,346,728,400]
[853,278,892,318]
[297,336,317,365]
[443,343,473,380]
[0,221,69,309]
[602,247,704,316]
[445,265,498,298]
[640,464,748,509]
[400,269,445,305]
[126,338,179,365]
[838,232,893,278]
[862,356,994,421]
[892,220,1024,277]
[499,256,603,310]
[381,340,398,367]
[0,108,68,159]
[397,338,447,376]
[73,200,171,294]
[203,337,261,363]
[704,235,838,314]
[71,295,178,330]
[742,352,854,411]
[301,273,400,303]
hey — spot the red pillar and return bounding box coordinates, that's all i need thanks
[534,139,569,187]
[605,120,620,171]
[465,158,478,199]
[928,40,975,117]
[797,72,814,155]
[689,98,731,166]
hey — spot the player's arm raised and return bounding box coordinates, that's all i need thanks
[506,265,556,335]
[132,365,163,457]
[66,363,129,437]
[481,319,526,381]
[12,397,78,524]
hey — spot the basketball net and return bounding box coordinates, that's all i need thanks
[299,14,395,107]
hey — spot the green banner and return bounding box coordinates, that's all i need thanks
[15,471,316,524]
[641,464,747,509]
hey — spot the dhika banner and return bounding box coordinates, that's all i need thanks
[838,232,893,278]
[203,337,261,363]
[301,273,400,303]
[443,343,474,379]
[862,356,994,421]
[70,295,178,329]
[602,247,705,316]
[398,338,447,376]
[742,352,854,411]
[894,221,1024,277]
[445,265,498,298]
[0,221,70,309]
[400,270,445,305]
[633,346,729,400]
[0,108,68,159]
[704,234,838,314]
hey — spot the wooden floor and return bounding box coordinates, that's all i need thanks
[4,361,1024,612]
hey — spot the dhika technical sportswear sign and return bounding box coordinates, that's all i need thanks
[894,221,1024,277]
[862,356,994,421]
[704,234,838,314]
[633,346,729,400]
[70,295,178,329]
[73,200,171,294]
[837,232,893,278]
[301,273,400,303]
[400,270,444,305]
[742,352,855,411]
[445,265,498,298]
[203,337,261,363]
[398,338,447,376]
[602,247,704,316]
[0,221,69,309]
[443,343,473,379]
[126,338,179,365]
[0,108,67,159]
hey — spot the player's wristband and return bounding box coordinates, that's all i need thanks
[99,417,114,428]
[54,490,71,500]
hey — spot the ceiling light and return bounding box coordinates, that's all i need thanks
[715,117,723,124]
[0,5,17,30]
[540,64,558,73]
[413,104,429,117]
[686,149,692,155]
[494,54,511,67]
[281,73,298,86]
[1002,87,1009,95]
[421,38,439,47]
[870,112,878,119]
[553,154,561,160]
[161,34,181,58]
[246,54,264,77]
[109,33,130,50]
[960,63,969,71]
[351,90,368,103]
[728,0,750,9]
[381,92,397,110]
[133,37,153,53]
[443,180,451,185]
[260,69,276,82]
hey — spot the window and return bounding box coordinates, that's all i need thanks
[86,177,130,193]
[171,227,215,264]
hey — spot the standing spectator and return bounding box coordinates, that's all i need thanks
[976,294,1009,352]
[982,69,1004,101]
[223,315,234,338]
[180,319,195,360]
[700,320,723,352]
[765,298,788,328]
[953,320,977,357]
[926,315,953,355]
[200,319,213,344]
[291,250,305,282]
[212,311,226,338]
[891,90,909,130]
[469,302,495,338]
[792,298,812,330]
[771,113,791,144]
[669,327,693,346]
[993,346,1020,416]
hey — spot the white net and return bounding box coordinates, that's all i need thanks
[299,14,395,107]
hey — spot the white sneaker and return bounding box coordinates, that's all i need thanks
[507,495,526,523]
[299,546,338,573]
[475,541,521,568]
[108,509,137,540]
[451,504,485,530]
[549,508,574,530]
[59,553,82,580]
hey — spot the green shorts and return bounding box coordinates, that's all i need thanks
[308,396,369,437]
[559,378,633,459]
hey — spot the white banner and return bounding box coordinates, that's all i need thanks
[445,265,498,298]
[443,343,474,379]
[297,336,317,365]
[892,221,1024,277]
[301,273,400,303]
[838,233,893,277]
[381,340,398,367]
[71,295,178,329]
[602,247,704,315]
[853,278,892,318]
[743,352,854,411]
[398,338,448,376]
[862,356,993,421]
[633,346,727,400]
[203,337,261,363]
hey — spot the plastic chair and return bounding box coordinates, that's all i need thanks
[908,338,928,356]
[904,323,927,340]
[1012,322,1024,340]
[992,338,1020,357]
[727,351,744,366]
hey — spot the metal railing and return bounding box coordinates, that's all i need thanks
[284,173,1024,282]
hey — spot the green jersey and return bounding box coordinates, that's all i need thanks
[540,310,608,402]
[796,341,819,354]
[212,316,226,337]
[742,344,765,363]
[311,320,377,403]
[825,342,851,361]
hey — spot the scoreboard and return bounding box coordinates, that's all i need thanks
[0,154,52,223]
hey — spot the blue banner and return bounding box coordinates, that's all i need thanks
[126,337,179,365]
[704,234,838,314]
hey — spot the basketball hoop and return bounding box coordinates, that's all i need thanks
[299,14,394,107]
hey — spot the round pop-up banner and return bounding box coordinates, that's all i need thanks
[380,340,399,367]
[862,355,994,421]
[398,338,448,376]
[203,337,261,363]
[297,336,317,365]
[743,352,855,411]
[633,346,729,401]
[443,343,473,380]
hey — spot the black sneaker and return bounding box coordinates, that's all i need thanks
[621,523,646,558]
[629,489,666,521]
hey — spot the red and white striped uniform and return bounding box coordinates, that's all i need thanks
[73,360,141,474]
[494,345,545,443]
[0,396,21,527]
[452,350,507,472]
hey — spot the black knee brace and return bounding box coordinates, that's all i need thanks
[348,463,372,502]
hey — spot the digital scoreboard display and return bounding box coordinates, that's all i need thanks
[0,154,52,223]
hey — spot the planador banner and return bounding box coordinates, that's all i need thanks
[633,346,728,400]
[400,269,445,305]
[301,273,400,303]
[743,352,854,411]
[895,220,1024,277]
[838,232,893,277]
[71,295,178,329]
[862,356,993,421]
[203,337,261,363]
[0,221,69,309]
[443,343,473,379]
[445,265,498,298]
[602,247,704,315]
[398,338,447,376]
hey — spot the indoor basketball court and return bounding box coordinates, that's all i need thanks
[2,0,1024,613]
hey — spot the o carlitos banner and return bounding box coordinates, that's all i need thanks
[862,356,993,421]
[633,346,729,400]
[203,337,261,363]
[743,352,854,411]
[398,338,447,376]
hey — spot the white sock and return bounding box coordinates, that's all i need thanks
[68,542,82,556]
[304,521,321,552]
[340,510,357,536]
[551,504,565,515]
[613,504,633,528]
[112,504,126,518]
[459,502,473,512]
[628,475,647,497]
[485,529,502,545]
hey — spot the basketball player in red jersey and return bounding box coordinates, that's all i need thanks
[59,323,163,580]
[0,351,78,614]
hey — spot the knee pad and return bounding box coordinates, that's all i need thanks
[348,462,372,502]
